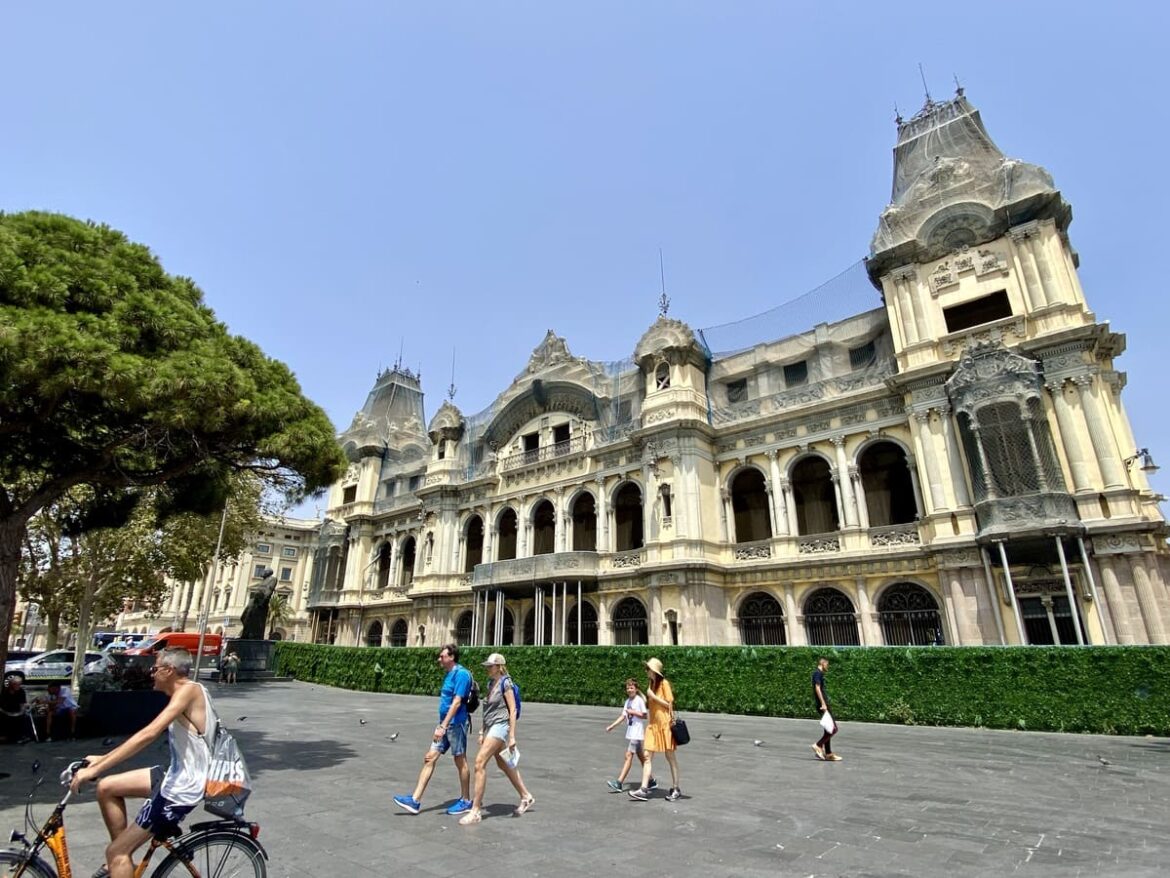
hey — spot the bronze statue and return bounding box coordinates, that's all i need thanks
[239,569,277,640]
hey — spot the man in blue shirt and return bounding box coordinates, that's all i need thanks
[394,643,474,816]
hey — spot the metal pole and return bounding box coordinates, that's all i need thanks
[980,547,1007,645]
[577,581,582,644]
[1054,536,1086,645]
[194,502,229,678]
[996,540,1027,644]
[1077,536,1110,644]
[561,582,567,645]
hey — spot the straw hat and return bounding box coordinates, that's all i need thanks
[482,652,507,667]
[645,657,665,676]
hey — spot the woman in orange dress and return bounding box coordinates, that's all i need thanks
[627,657,681,801]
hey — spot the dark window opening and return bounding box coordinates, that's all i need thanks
[464,516,484,572]
[400,537,416,587]
[523,432,539,463]
[726,379,748,404]
[849,340,876,371]
[572,493,597,551]
[437,443,446,460]
[738,592,786,645]
[553,423,571,455]
[532,500,556,555]
[783,360,808,388]
[944,289,1012,334]
[455,611,473,645]
[612,597,648,645]
[389,619,408,647]
[497,508,518,560]
[731,468,772,543]
[614,483,644,551]
[342,485,357,504]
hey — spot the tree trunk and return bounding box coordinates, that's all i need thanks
[46,611,61,649]
[72,575,98,693]
[0,516,29,670]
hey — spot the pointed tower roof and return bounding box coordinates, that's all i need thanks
[338,365,428,460]
[867,90,1071,282]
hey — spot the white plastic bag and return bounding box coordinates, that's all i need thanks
[204,723,253,818]
[501,745,520,769]
[819,711,836,734]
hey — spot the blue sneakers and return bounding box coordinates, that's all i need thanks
[393,795,421,814]
[446,798,473,816]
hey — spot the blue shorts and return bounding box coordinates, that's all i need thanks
[430,720,469,757]
[134,767,195,836]
[485,722,510,742]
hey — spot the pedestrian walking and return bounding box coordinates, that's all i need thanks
[628,657,681,802]
[812,656,841,762]
[459,652,534,824]
[222,651,240,685]
[604,678,648,792]
[394,643,474,816]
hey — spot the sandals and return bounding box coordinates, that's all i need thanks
[514,795,535,816]
[458,808,482,825]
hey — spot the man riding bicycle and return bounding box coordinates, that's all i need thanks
[71,647,217,878]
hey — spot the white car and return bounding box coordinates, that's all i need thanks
[4,649,103,682]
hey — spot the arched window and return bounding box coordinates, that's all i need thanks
[731,468,772,543]
[389,619,408,647]
[612,597,648,645]
[655,362,671,390]
[532,500,556,555]
[464,516,484,572]
[959,400,1066,501]
[497,508,518,561]
[792,457,839,535]
[400,537,416,587]
[522,605,553,645]
[376,542,393,589]
[878,583,943,645]
[269,629,284,641]
[565,601,599,645]
[614,483,644,551]
[859,442,917,527]
[455,610,473,645]
[572,493,597,551]
[803,587,859,646]
[365,621,384,648]
[738,591,786,645]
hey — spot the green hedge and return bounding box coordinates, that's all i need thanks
[273,643,1170,736]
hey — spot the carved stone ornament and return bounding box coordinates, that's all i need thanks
[634,315,699,365]
[798,537,841,554]
[944,342,1043,418]
[869,524,922,547]
[612,551,643,569]
[526,330,574,373]
[936,548,981,568]
[1091,533,1143,555]
[734,543,773,561]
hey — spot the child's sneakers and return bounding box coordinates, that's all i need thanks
[627,787,649,801]
[647,777,659,790]
[666,787,682,801]
[606,780,623,792]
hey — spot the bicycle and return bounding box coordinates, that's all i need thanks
[0,760,268,878]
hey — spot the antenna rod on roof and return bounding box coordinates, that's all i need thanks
[918,62,932,104]
[395,337,404,372]
[657,248,670,317]
[448,347,457,401]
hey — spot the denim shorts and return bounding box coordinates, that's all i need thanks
[430,719,469,757]
[485,722,510,742]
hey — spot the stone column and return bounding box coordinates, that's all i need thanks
[904,454,925,518]
[832,437,858,527]
[784,584,807,646]
[1011,227,1047,307]
[719,487,731,543]
[780,477,799,535]
[1046,380,1095,492]
[968,423,998,500]
[766,450,789,536]
[912,411,947,512]
[1127,555,1167,644]
[850,466,869,530]
[939,406,972,507]
[854,578,880,646]
[1026,233,1058,306]
[594,479,609,552]
[1075,376,1127,489]
[894,270,919,345]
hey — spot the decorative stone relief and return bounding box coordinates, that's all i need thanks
[936,548,981,568]
[733,544,772,561]
[612,551,643,569]
[644,409,677,425]
[1091,534,1142,555]
[798,537,841,554]
[869,525,921,547]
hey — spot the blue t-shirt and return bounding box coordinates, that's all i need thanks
[439,664,473,725]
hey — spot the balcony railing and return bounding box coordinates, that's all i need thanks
[868,523,921,547]
[473,551,599,586]
[500,435,586,471]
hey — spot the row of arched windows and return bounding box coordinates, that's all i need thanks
[360,583,941,648]
[738,583,944,646]
[731,440,917,541]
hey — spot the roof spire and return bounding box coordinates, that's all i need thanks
[918,62,933,106]
[447,347,457,401]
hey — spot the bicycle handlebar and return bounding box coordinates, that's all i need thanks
[59,759,89,787]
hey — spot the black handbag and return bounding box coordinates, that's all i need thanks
[671,713,691,746]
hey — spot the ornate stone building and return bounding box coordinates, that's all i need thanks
[308,90,1169,650]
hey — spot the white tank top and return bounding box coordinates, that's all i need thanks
[159,683,216,806]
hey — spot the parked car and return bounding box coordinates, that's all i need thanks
[3,649,39,664]
[4,649,104,682]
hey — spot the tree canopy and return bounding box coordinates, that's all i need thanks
[0,211,346,664]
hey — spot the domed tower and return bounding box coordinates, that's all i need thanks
[633,315,710,427]
[427,399,466,481]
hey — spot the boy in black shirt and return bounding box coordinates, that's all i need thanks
[812,657,841,761]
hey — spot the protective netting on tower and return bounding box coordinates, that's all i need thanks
[696,260,881,359]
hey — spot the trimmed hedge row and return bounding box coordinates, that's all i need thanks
[273,642,1170,736]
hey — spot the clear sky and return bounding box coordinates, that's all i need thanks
[3,2,1169,503]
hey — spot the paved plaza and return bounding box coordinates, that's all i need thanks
[1,680,1167,877]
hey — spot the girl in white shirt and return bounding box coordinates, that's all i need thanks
[604,678,649,792]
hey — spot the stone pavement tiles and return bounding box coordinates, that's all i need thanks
[0,680,1166,878]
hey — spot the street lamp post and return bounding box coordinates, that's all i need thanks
[194,503,229,678]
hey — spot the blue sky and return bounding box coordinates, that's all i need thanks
[3,2,1168,500]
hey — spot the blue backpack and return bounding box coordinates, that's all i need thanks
[502,675,522,719]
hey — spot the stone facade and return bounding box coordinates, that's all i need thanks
[307,90,1170,650]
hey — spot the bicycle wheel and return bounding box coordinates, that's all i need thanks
[150,831,266,878]
[0,848,56,878]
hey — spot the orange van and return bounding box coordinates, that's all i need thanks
[124,632,223,661]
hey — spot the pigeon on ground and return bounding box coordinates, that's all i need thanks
[237,716,247,722]
[1097,755,1111,766]
[359,718,367,725]
[712,733,722,740]
[753,740,764,747]
[389,732,400,741]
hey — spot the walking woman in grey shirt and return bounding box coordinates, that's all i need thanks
[460,652,534,824]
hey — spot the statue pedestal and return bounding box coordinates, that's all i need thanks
[225,639,277,682]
